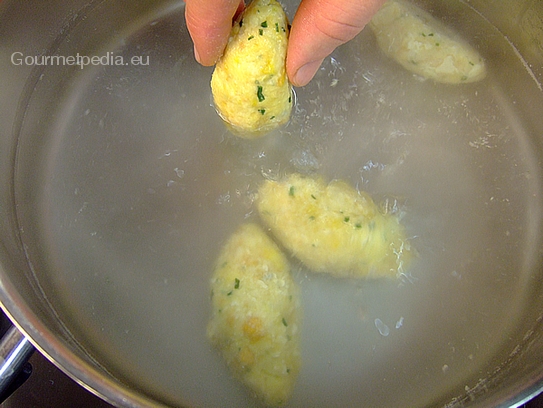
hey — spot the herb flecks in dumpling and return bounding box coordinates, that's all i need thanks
[207,223,301,406]
[257,173,412,279]
[211,0,292,137]
[370,0,486,84]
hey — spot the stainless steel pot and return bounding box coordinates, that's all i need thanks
[0,0,542,407]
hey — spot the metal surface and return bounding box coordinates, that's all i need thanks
[0,0,542,407]
[0,325,34,397]
[15,311,543,407]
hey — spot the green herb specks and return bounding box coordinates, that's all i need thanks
[261,21,268,28]
[288,186,295,196]
[234,278,240,289]
[282,317,288,327]
[257,85,265,102]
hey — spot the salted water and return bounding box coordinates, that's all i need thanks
[15,1,543,406]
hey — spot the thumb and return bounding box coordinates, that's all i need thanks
[286,0,386,86]
[184,0,244,66]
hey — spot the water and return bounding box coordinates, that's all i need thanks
[14,1,543,407]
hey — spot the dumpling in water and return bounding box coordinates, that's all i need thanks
[207,223,301,406]
[211,0,293,137]
[370,0,486,84]
[257,173,412,279]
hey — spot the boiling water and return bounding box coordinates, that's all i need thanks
[16,1,543,407]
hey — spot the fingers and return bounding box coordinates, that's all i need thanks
[184,0,245,66]
[286,0,386,86]
[184,0,384,84]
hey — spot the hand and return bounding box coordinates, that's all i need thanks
[184,0,245,65]
[184,0,385,86]
[286,0,386,86]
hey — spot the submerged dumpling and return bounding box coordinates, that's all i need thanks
[370,0,486,84]
[211,0,293,137]
[207,223,301,406]
[257,174,412,279]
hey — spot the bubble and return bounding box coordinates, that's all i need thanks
[374,318,390,337]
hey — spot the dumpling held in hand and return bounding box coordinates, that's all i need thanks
[211,0,293,137]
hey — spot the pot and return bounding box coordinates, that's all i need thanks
[1,0,543,406]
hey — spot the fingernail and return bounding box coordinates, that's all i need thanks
[193,45,202,64]
[293,60,322,87]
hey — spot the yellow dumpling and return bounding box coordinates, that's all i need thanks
[257,174,412,279]
[207,223,301,406]
[370,0,486,84]
[211,0,293,137]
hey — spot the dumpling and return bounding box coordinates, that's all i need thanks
[370,0,486,84]
[211,0,293,137]
[257,173,412,278]
[207,223,301,406]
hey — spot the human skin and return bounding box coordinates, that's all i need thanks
[184,0,386,86]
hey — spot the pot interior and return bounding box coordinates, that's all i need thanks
[5,0,543,406]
